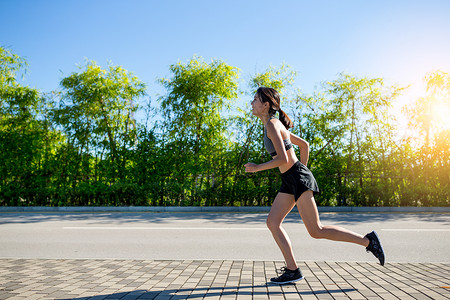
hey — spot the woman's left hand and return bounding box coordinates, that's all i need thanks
[244,162,259,173]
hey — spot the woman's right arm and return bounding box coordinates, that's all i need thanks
[289,132,309,166]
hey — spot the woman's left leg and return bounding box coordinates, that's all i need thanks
[296,191,369,247]
[267,192,297,270]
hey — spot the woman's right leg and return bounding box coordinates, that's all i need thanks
[296,190,369,246]
[296,190,385,265]
[266,192,297,270]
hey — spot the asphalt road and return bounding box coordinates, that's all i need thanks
[0,211,449,263]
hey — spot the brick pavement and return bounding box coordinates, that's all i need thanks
[0,259,449,300]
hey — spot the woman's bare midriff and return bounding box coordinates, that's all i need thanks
[275,148,299,174]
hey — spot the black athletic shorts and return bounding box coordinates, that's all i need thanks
[279,161,320,201]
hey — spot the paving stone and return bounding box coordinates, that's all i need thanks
[0,259,449,299]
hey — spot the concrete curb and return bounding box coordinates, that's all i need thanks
[0,206,449,213]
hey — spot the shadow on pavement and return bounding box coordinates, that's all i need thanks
[56,285,357,299]
[1,211,449,226]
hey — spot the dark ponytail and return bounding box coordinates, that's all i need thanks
[256,87,293,129]
[278,108,293,129]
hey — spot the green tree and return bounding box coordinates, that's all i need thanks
[0,47,39,125]
[402,70,450,206]
[52,61,146,196]
[294,74,404,206]
[404,70,450,150]
[158,56,239,205]
[0,47,62,205]
[159,56,239,146]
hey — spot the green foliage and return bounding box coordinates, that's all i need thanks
[0,47,448,207]
[156,56,240,205]
[400,71,450,206]
[54,60,146,155]
[250,63,296,93]
[403,70,450,150]
[291,73,446,207]
[158,56,239,142]
[52,60,146,187]
[0,47,27,84]
[0,47,63,206]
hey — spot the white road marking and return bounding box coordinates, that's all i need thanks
[381,229,450,232]
[63,226,267,230]
[62,227,450,232]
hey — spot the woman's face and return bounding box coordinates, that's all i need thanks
[251,93,268,116]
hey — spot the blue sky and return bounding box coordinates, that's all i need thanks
[1,0,450,116]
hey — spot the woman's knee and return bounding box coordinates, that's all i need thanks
[306,224,325,239]
[266,216,281,232]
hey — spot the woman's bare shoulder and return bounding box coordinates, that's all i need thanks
[266,118,287,138]
[267,117,283,128]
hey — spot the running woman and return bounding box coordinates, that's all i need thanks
[244,87,385,284]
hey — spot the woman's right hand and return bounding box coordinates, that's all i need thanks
[244,162,259,173]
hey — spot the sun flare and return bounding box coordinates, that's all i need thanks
[430,97,450,131]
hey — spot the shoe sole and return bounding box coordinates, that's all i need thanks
[373,231,385,266]
[270,276,304,285]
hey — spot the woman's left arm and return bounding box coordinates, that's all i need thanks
[289,132,309,166]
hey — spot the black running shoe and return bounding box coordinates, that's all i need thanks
[365,231,385,266]
[270,267,304,284]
